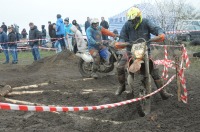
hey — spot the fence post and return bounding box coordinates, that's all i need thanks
[175,56,181,101]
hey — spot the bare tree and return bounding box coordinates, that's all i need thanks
[150,0,200,31]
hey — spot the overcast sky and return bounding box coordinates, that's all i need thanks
[0,0,198,32]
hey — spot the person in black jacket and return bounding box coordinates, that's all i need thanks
[100,17,109,40]
[8,26,18,64]
[41,25,47,47]
[21,28,28,39]
[1,22,7,34]
[72,20,82,33]
[85,17,90,32]
[115,7,172,100]
[48,21,54,48]
[29,22,41,61]
[48,21,53,38]
[51,23,57,49]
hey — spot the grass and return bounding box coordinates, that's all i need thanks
[0,50,56,65]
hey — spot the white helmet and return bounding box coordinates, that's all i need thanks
[91,18,99,24]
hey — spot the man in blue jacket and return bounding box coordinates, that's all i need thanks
[56,14,65,50]
[64,17,73,51]
[115,7,172,100]
[0,27,9,64]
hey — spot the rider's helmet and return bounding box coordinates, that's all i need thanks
[126,7,142,21]
[91,18,99,29]
[91,18,99,24]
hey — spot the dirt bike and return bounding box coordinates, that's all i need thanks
[117,38,152,117]
[76,40,123,78]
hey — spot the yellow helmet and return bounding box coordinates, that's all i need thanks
[127,7,142,20]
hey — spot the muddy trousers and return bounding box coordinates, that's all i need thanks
[89,45,107,72]
[89,49,100,73]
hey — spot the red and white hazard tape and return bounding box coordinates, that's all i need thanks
[154,59,175,69]
[0,75,176,112]
[0,37,64,45]
[0,46,56,51]
[162,46,169,80]
[151,44,182,48]
[152,44,189,103]
[179,68,188,103]
[178,45,190,103]
[166,30,200,34]
[182,45,190,68]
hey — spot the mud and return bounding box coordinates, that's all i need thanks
[0,49,200,132]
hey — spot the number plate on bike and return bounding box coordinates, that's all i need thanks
[131,42,146,59]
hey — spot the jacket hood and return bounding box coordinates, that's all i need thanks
[57,18,63,23]
[70,25,78,33]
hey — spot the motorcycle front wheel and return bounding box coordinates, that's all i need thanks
[128,73,151,117]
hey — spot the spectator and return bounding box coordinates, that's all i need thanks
[1,22,7,34]
[8,26,18,64]
[53,23,62,53]
[48,21,53,38]
[85,17,90,32]
[21,28,28,39]
[64,17,73,51]
[100,17,109,40]
[51,23,57,40]
[70,25,87,53]
[48,21,54,48]
[41,25,47,47]
[29,22,41,61]
[72,20,82,33]
[56,14,65,50]
[13,24,20,41]
[0,27,9,64]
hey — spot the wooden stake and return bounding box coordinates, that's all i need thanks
[175,56,181,101]
[12,83,48,90]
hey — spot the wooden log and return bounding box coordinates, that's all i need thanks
[0,85,12,97]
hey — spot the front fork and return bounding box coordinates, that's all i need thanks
[144,50,152,95]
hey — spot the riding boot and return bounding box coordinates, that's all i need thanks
[91,63,99,79]
[115,71,126,95]
[154,79,173,100]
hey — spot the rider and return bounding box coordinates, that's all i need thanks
[115,7,172,100]
[86,18,117,79]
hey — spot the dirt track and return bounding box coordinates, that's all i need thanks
[0,50,200,132]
